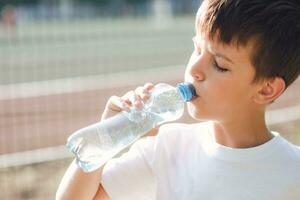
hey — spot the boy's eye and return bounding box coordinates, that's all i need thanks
[213,60,228,72]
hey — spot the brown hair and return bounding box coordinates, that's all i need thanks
[196,0,300,88]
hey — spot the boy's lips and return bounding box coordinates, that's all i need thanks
[191,95,200,102]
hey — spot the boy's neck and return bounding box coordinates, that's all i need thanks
[211,111,273,149]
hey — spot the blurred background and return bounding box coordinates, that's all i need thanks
[0,0,299,199]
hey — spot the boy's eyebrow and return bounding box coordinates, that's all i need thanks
[214,52,234,64]
[193,36,235,64]
[207,44,235,64]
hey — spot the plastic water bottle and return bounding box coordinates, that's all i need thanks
[66,82,196,172]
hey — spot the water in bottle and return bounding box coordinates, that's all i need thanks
[66,82,196,172]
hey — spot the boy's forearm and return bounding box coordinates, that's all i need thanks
[56,159,104,200]
[92,184,110,200]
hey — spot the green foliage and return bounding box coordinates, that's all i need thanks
[0,0,151,10]
[1,0,38,3]
[0,0,38,10]
[74,0,110,6]
[124,0,150,4]
[75,0,149,5]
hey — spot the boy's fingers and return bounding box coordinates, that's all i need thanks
[122,90,143,110]
[144,82,154,91]
[133,101,143,110]
[109,96,130,112]
[107,96,123,112]
[143,83,154,100]
[130,92,143,110]
[134,87,144,95]
[123,90,139,103]
[121,91,133,103]
[135,87,149,100]
[111,83,154,112]
[135,83,154,100]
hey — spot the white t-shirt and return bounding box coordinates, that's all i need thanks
[101,122,300,200]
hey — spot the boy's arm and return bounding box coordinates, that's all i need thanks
[92,127,158,200]
[56,127,159,200]
[56,159,105,200]
[56,83,155,200]
[92,184,110,200]
[56,128,158,200]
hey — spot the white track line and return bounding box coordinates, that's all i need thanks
[0,65,184,100]
[0,146,71,168]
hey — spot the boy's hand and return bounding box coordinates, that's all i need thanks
[101,83,154,121]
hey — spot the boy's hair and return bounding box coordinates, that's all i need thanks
[197,0,300,88]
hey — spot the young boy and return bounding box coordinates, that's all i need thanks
[56,0,300,199]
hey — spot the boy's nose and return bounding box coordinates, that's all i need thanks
[185,52,207,82]
[185,66,205,84]
[192,71,204,81]
[190,65,205,81]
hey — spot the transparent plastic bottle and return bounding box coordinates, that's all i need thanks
[66,82,196,172]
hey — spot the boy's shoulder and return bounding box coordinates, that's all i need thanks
[260,132,300,171]
[273,138,300,183]
[280,138,300,163]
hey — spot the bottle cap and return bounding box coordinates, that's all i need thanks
[177,83,197,102]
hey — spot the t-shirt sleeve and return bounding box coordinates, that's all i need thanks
[101,135,157,200]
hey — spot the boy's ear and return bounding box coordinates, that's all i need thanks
[253,77,286,104]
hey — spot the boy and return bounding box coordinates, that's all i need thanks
[56,0,300,199]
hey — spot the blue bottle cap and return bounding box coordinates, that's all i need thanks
[177,83,197,102]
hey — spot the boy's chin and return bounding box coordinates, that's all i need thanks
[187,105,207,121]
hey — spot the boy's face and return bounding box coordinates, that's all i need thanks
[184,33,262,122]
